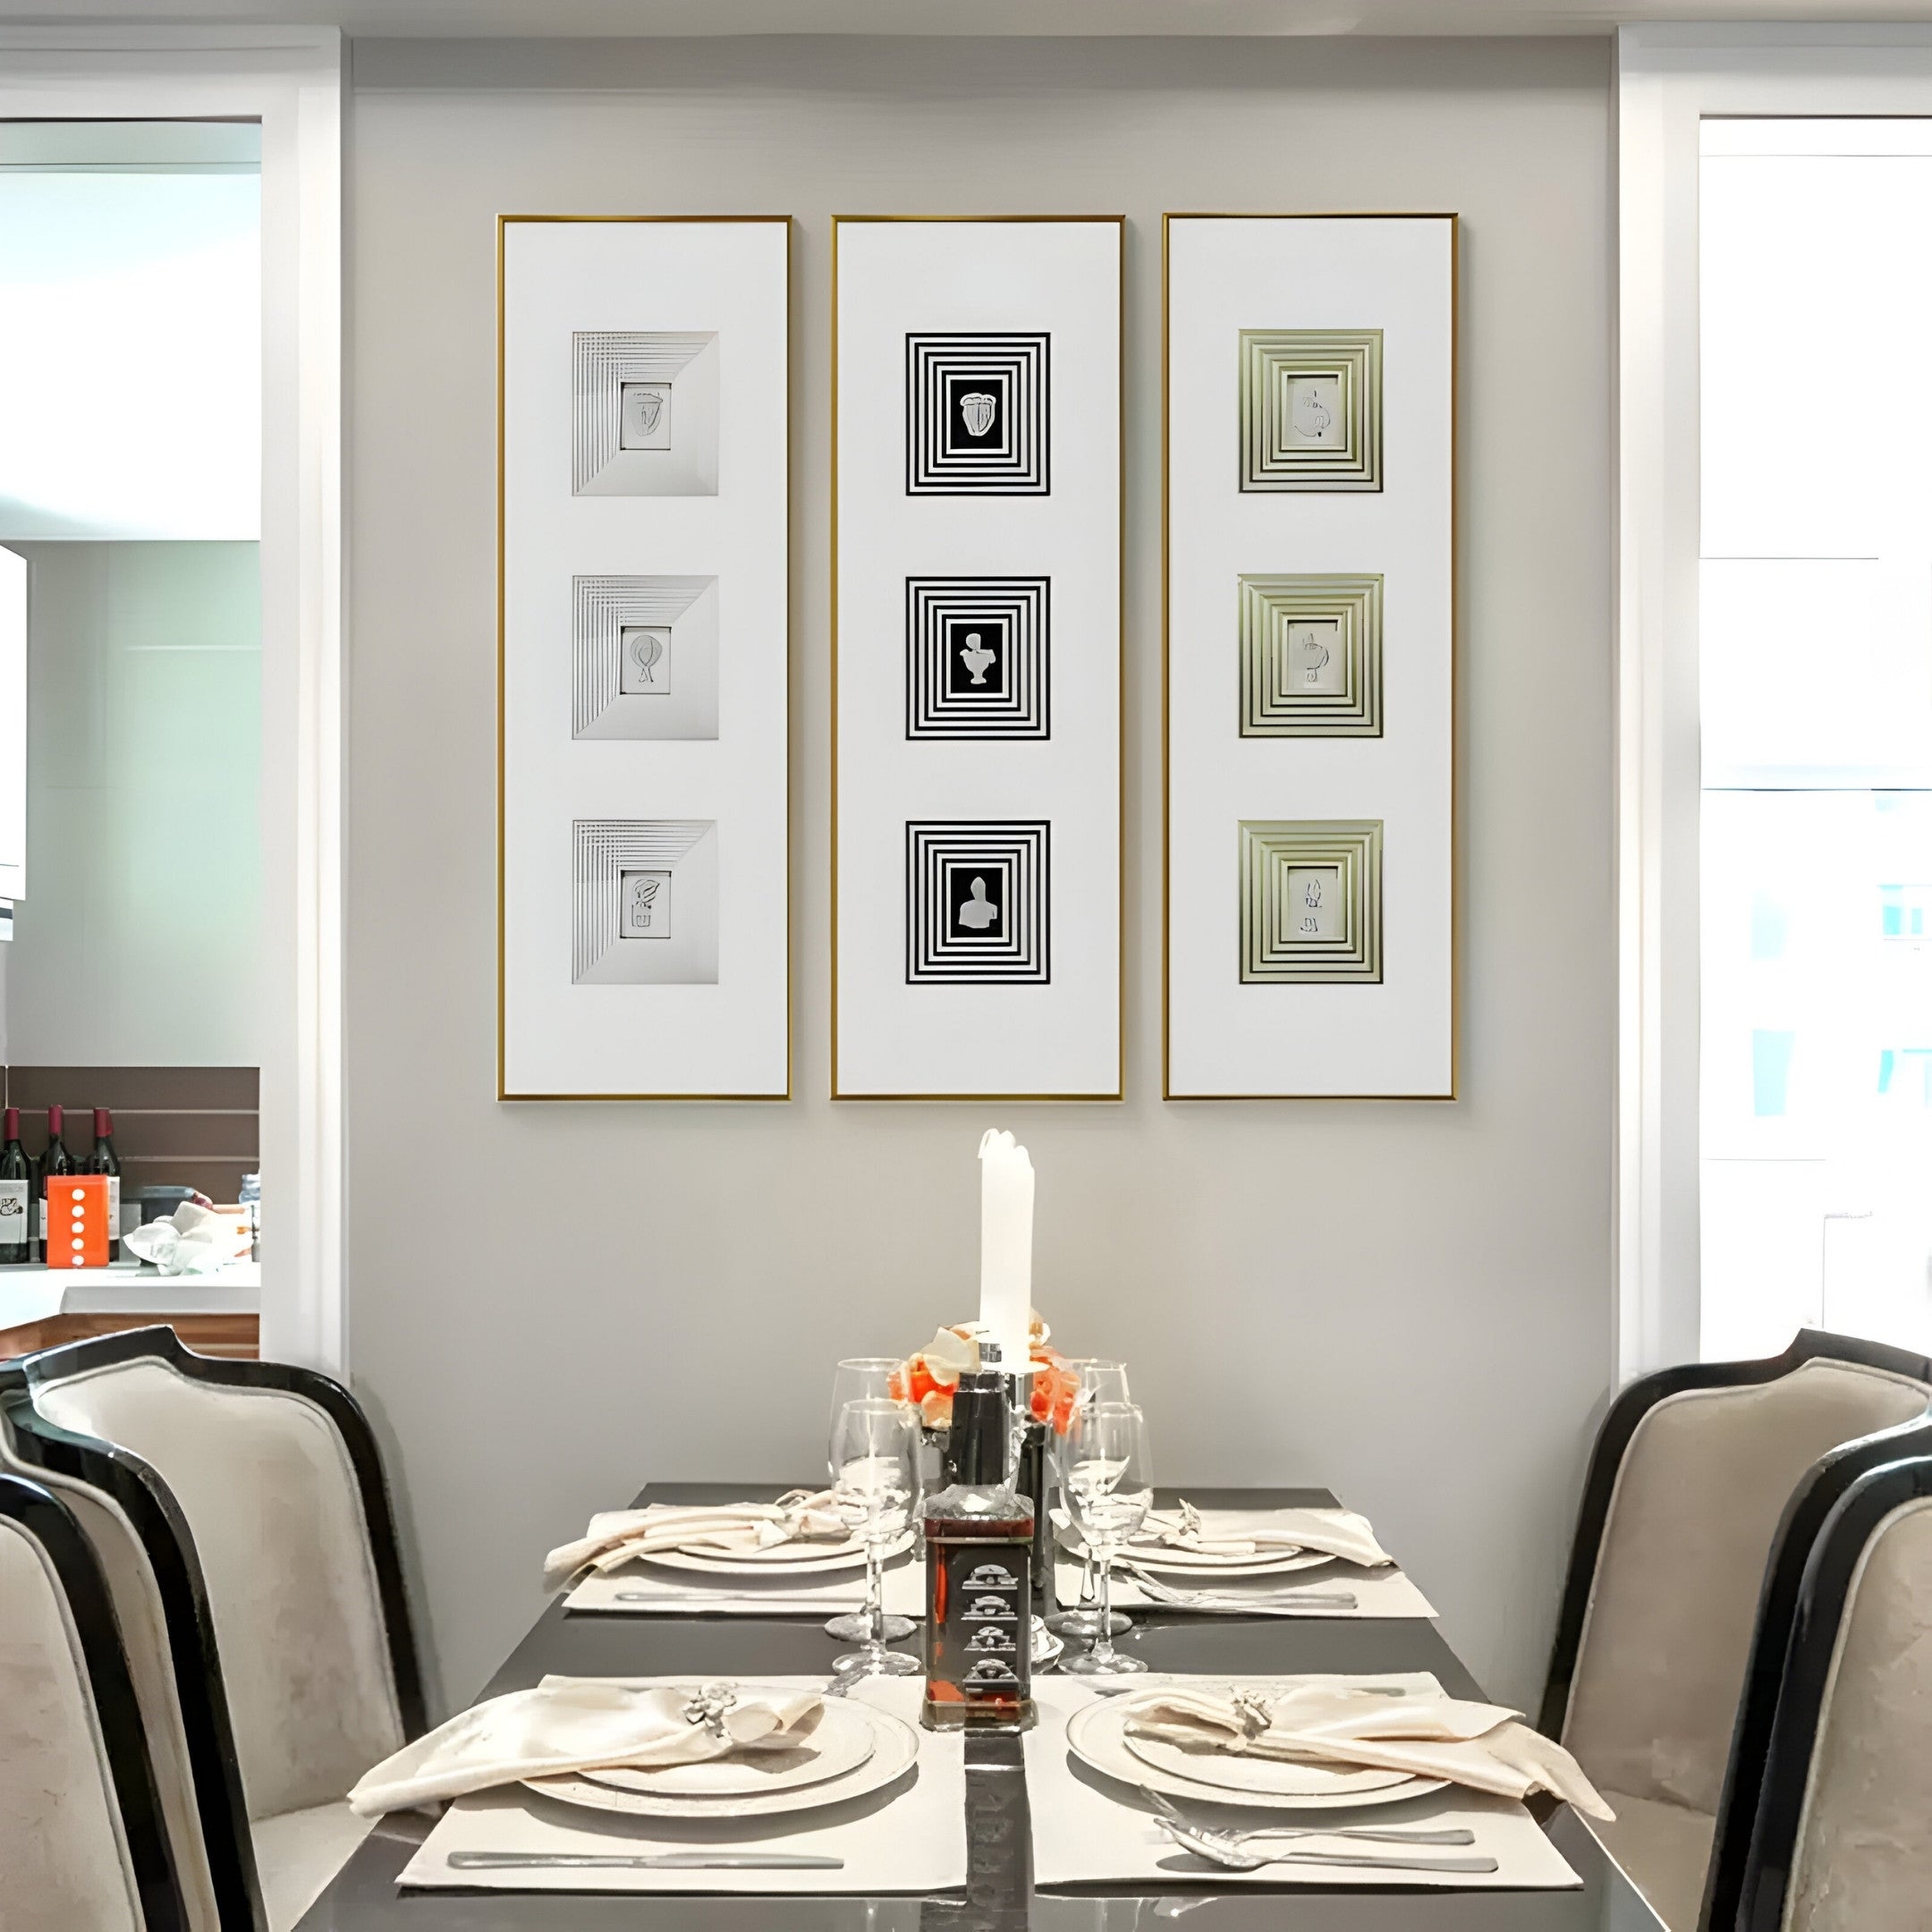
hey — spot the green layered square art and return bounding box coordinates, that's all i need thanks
[1238,328,1383,492]
[1239,819,1384,984]
[1238,573,1384,737]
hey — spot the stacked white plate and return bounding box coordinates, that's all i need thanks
[523,1687,921,1820]
[1064,1683,1448,1813]
[643,1530,917,1580]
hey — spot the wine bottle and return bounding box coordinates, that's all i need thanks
[36,1105,74,1264]
[87,1108,123,1263]
[0,1108,30,1266]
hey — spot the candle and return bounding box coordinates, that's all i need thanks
[978,1128,1034,1367]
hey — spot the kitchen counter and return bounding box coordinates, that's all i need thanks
[0,1262,260,1360]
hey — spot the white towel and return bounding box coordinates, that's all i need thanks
[348,1679,826,1817]
[1123,1682,1614,1820]
[543,1492,849,1588]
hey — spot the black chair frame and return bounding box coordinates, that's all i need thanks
[1535,1326,1932,1932]
[3,1326,426,1930]
[0,1469,191,1932]
[1732,1450,1932,1932]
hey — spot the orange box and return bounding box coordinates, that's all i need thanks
[52,1174,110,1268]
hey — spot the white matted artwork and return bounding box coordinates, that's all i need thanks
[834,216,1122,1098]
[501,216,789,1098]
[1165,214,1455,1098]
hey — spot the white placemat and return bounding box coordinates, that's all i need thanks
[1057,1560,1436,1619]
[566,1556,926,1618]
[399,1676,964,1895]
[1024,1678,1580,1891]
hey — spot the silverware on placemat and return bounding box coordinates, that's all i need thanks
[446,1851,845,1871]
[1124,1568,1359,1613]
[1137,1787,1474,1849]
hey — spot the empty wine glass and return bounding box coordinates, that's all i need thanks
[826,1360,917,1642]
[828,1398,920,1677]
[1046,1360,1133,1639]
[1056,1401,1152,1675]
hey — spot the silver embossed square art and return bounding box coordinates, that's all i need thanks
[572,576,717,740]
[573,332,719,496]
[573,820,718,985]
[1238,329,1383,493]
[1238,573,1384,736]
[1238,818,1383,984]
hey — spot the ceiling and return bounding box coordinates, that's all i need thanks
[7,0,1932,38]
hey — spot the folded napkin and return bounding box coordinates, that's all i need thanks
[348,1678,825,1817]
[1135,1503,1394,1570]
[543,1491,847,1588]
[1122,1682,1614,1821]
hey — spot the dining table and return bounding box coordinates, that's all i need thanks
[296,1483,1663,1931]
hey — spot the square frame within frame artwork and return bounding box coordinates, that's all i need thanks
[1239,818,1384,984]
[1239,328,1383,492]
[1238,573,1383,736]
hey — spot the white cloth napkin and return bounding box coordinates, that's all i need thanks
[347,1678,824,1816]
[543,1493,848,1587]
[1137,1504,1394,1568]
[1121,1682,1614,1819]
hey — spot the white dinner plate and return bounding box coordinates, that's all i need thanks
[575,1694,877,1796]
[642,1531,916,1578]
[1063,1694,1448,1813]
[1123,1729,1414,1798]
[524,1702,919,1819]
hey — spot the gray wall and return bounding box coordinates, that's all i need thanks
[349,35,1614,1714]
[4,542,261,1066]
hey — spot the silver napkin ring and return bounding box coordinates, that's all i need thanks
[682,1682,738,1738]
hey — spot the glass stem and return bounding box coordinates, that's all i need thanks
[865,1537,886,1654]
[1078,1544,1099,1612]
[1091,1546,1118,1665]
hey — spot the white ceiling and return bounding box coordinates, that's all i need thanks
[9,0,1932,37]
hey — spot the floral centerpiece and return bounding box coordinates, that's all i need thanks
[889,1312,1080,1434]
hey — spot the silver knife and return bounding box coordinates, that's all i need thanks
[447,1851,844,1869]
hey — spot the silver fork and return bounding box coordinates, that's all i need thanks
[1138,1786,1475,1849]
[1126,1568,1359,1612]
[1156,1822,1498,1876]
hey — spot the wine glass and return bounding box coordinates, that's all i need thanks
[1055,1401,1152,1675]
[1046,1360,1133,1639]
[826,1360,916,1642]
[828,1398,921,1678]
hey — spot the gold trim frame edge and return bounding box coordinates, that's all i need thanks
[829,214,1128,1104]
[1160,211,1461,1102]
[496,215,796,1103]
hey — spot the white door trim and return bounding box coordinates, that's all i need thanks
[1615,22,1932,1383]
[0,25,346,1374]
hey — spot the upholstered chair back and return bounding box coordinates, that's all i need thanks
[0,1474,184,1932]
[0,1400,231,1931]
[1562,1356,1928,1815]
[1772,1482,1932,1932]
[32,1352,406,1822]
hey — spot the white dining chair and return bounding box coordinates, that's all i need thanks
[1538,1328,1932,1932]
[0,1468,189,1932]
[13,1326,424,1932]
[1732,1451,1932,1932]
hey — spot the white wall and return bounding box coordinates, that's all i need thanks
[4,542,262,1065]
[348,33,1614,1714]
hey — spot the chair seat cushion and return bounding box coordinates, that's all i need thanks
[252,1801,377,1931]
[1589,1790,1717,1931]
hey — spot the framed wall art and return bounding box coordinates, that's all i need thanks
[833,216,1123,1099]
[1165,214,1456,1098]
[500,216,790,1099]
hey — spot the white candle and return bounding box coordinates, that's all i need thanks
[978,1128,1035,1367]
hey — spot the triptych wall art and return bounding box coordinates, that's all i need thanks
[831,216,1123,1099]
[499,216,791,1099]
[1164,214,1457,1098]
[496,211,1454,1103]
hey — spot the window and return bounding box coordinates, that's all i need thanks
[1699,120,1932,1360]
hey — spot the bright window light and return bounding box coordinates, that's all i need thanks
[0,169,259,538]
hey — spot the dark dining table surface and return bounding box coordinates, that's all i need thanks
[298,1484,1662,1932]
